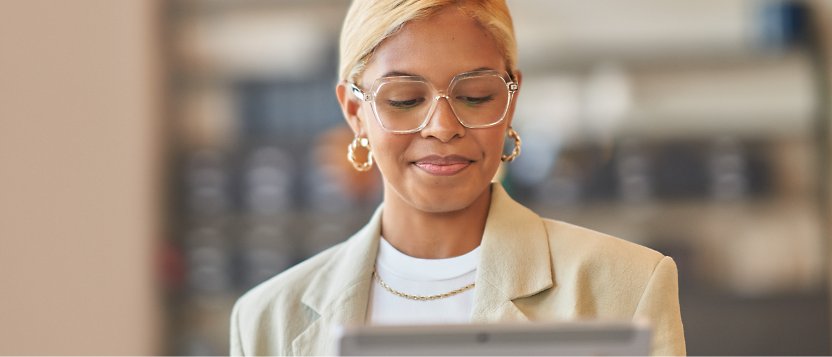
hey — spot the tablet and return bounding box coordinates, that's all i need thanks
[336,320,651,356]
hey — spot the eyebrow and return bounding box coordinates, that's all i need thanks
[380,66,496,78]
[381,70,419,78]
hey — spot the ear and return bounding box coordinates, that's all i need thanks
[506,69,523,127]
[336,82,366,137]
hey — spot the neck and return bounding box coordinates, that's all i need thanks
[380,184,492,259]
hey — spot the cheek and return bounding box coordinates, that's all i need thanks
[365,123,411,171]
[482,129,507,157]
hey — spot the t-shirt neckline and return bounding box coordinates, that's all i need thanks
[376,236,481,281]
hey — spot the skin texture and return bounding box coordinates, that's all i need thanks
[336,6,521,259]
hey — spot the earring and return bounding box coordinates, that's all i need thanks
[347,136,374,171]
[501,127,521,162]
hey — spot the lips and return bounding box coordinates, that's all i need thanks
[412,155,474,176]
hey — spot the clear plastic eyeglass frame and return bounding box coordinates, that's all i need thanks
[349,69,519,134]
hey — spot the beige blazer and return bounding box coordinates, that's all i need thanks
[230,183,686,356]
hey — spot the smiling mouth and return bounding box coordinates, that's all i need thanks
[412,155,474,176]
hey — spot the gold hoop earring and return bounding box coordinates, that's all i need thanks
[501,127,521,162]
[347,136,374,171]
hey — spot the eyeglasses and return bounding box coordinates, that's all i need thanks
[349,69,518,134]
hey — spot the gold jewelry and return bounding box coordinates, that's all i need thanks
[501,126,521,162]
[373,270,475,301]
[347,136,373,171]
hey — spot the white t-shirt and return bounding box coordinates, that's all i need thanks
[367,237,480,325]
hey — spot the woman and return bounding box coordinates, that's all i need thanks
[230,0,686,355]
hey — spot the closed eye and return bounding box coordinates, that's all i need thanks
[386,97,426,109]
[456,95,494,105]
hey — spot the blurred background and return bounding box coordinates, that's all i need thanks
[1,0,831,355]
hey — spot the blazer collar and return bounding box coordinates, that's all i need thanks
[470,183,554,322]
[292,183,554,354]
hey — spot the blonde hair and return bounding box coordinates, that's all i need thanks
[338,0,517,85]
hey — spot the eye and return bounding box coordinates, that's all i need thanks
[456,95,494,105]
[386,97,426,109]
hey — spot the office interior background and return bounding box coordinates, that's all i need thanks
[1,0,831,355]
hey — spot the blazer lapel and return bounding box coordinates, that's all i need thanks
[471,183,554,323]
[291,206,383,356]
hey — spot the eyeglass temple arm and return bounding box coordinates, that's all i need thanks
[349,83,371,102]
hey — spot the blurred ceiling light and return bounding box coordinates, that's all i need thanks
[510,0,792,69]
[176,11,329,78]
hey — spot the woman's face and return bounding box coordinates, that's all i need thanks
[341,7,518,214]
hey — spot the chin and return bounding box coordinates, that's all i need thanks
[413,197,474,214]
[405,182,491,214]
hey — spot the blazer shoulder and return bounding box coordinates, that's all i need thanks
[536,219,685,355]
[542,218,666,273]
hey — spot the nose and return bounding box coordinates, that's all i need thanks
[420,94,465,142]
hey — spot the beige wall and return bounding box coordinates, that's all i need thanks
[0,0,162,354]
[815,0,832,346]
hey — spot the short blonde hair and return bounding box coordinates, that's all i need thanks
[338,0,517,85]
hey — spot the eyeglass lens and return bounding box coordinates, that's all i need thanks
[372,75,510,132]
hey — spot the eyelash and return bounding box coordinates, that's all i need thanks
[456,95,494,105]
[387,98,425,108]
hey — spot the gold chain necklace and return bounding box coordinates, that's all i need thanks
[373,270,475,301]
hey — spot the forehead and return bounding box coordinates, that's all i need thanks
[362,7,506,86]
